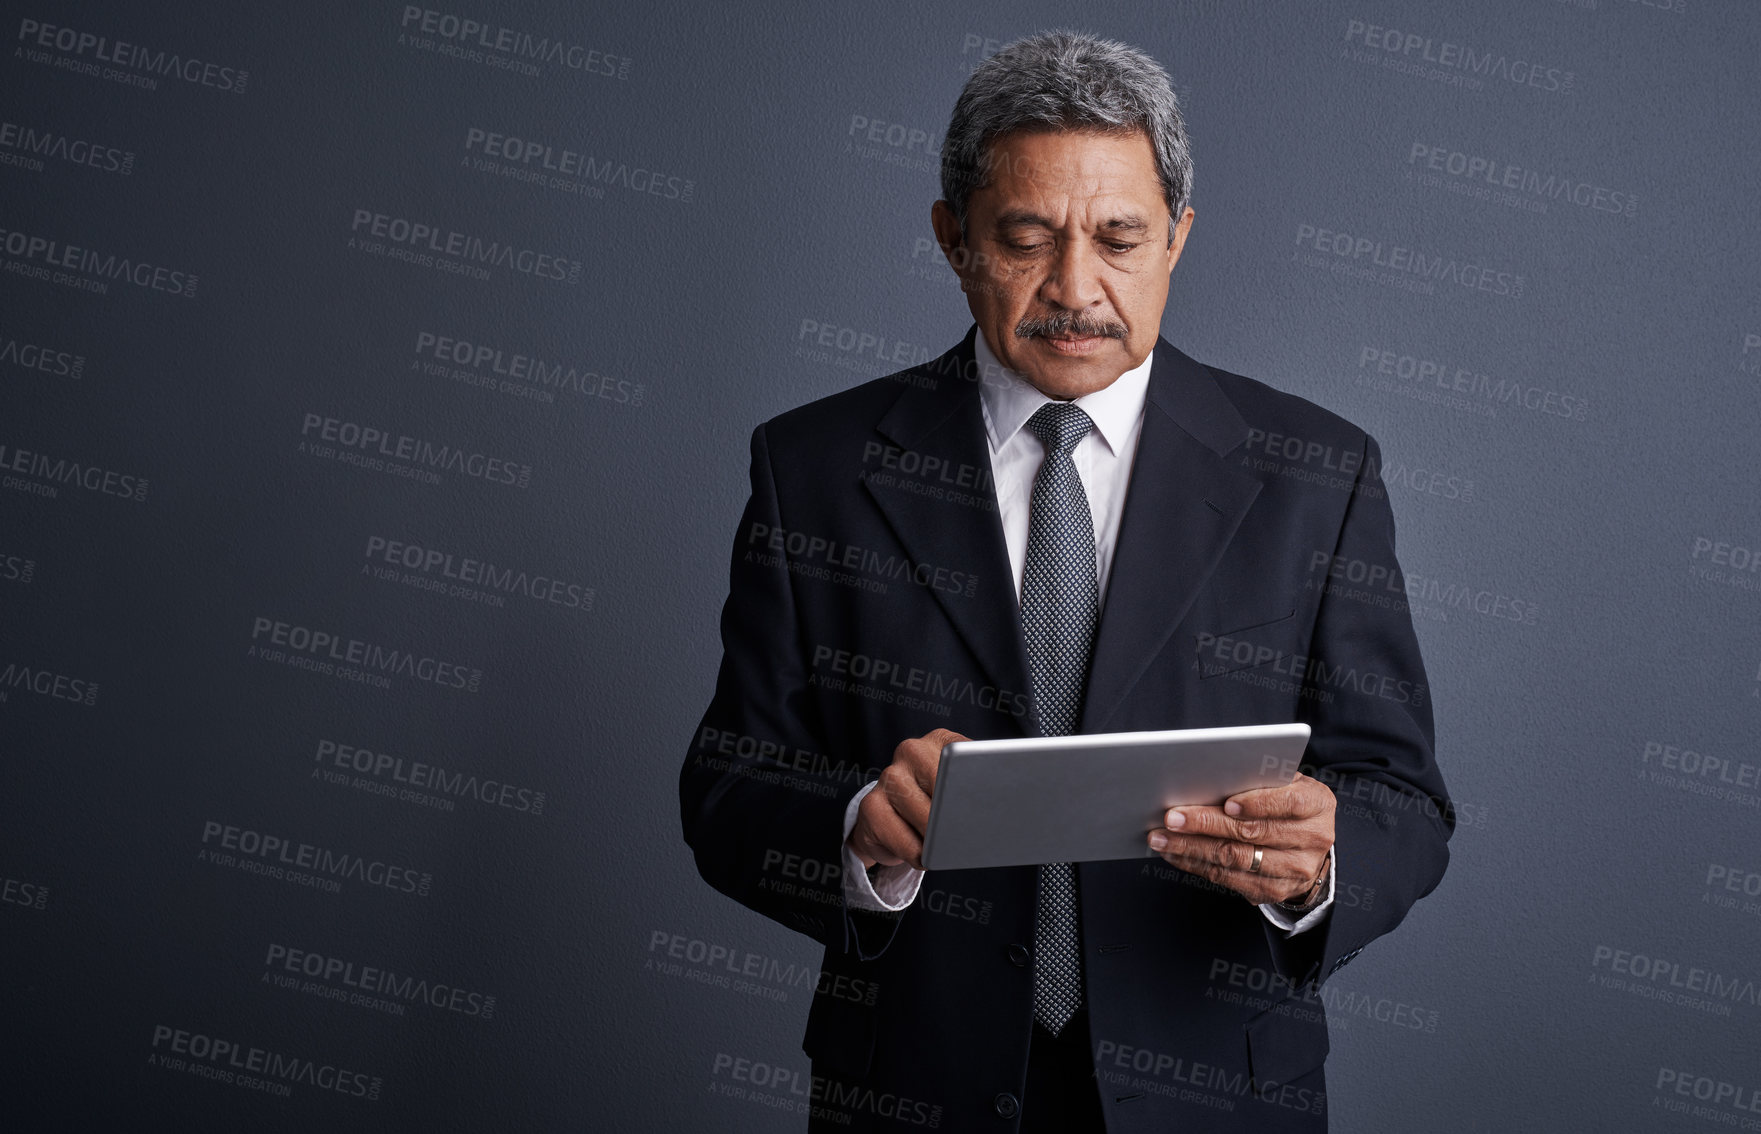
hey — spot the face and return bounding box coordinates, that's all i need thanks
[931,128,1194,400]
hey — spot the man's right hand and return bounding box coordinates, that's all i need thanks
[848,728,967,871]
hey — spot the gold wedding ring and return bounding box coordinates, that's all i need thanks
[1249,846,1264,874]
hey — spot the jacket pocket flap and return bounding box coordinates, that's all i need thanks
[1197,608,1298,679]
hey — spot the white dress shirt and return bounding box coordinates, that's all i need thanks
[840,326,1335,933]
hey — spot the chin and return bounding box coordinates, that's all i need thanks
[1022,367,1106,401]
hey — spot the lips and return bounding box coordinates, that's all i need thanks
[1043,334,1105,354]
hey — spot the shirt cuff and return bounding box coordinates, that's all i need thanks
[1259,845,1337,935]
[841,780,925,912]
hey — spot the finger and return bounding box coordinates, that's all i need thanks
[904,729,965,793]
[1152,846,1285,903]
[1223,776,1329,821]
[882,771,933,838]
[1150,840,1323,905]
[1148,832,1310,882]
[1164,805,1303,850]
[859,792,925,870]
[890,788,932,839]
[851,834,903,870]
[849,792,897,867]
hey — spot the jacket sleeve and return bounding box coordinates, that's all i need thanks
[1264,431,1454,990]
[679,423,886,953]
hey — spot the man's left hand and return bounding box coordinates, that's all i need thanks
[1147,772,1335,906]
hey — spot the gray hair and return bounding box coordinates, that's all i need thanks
[940,29,1192,247]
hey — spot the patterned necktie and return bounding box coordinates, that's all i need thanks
[1020,401,1100,1036]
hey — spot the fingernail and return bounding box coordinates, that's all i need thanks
[1149,832,1167,850]
[1224,801,1241,817]
[1166,810,1186,829]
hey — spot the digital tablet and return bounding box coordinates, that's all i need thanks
[918,723,1311,871]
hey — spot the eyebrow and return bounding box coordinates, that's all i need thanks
[994,209,1151,235]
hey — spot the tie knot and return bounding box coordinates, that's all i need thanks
[1026,402,1094,455]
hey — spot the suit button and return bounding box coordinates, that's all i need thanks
[1006,944,1030,968]
[994,1092,1019,1118]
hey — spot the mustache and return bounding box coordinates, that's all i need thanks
[1015,312,1128,341]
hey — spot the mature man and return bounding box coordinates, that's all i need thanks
[682,30,1451,1132]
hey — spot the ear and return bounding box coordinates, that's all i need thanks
[930,200,967,276]
[1166,207,1195,274]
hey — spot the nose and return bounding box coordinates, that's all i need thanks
[1037,238,1106,315]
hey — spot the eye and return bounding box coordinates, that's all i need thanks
[1009,242,1045,254]
[1105,242,1139,254]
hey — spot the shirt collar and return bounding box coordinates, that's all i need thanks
[974,325,1154,457]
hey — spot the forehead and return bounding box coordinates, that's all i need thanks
[978,127,1163,210]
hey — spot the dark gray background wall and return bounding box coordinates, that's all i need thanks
[4,1,1759,1130]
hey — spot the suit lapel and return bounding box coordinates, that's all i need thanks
[1080,337,1261,732]
[860,326,1035,735]
[860,329,1260,737]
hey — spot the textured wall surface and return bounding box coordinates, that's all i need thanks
[4,1,1759,1130]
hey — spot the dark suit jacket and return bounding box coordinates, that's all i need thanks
[680,325,1452,1132]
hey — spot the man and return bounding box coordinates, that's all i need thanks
[681,29,1451,1132]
